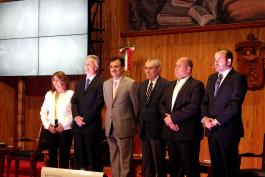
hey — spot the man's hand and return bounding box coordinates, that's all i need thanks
[164,113,179,132]
[202,117,219,130]
[74,116,86,127]
[48,124,56,133]
[202,117,214,130]
[55,123,64,133]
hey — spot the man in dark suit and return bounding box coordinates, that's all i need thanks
[103,57,139,177]
[71,55,104,171]
[160,57,204,177]
[138,59,169,177]
[201,49,248,177]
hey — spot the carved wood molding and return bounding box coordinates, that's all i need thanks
[236,34,265,90]
[121,21,265,37]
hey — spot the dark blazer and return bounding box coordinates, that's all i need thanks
[160,77,204,141]
[71,75,104,135]
[138,76,169,139]
[201,68,248,138]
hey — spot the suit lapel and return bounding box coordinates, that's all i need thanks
[106,79,113,105]
[169,80,178,111]
[84,75,98,94]
[214,69,233,98]
[172,77,192,110]
[81,78,86,95]
[143,80,149,101]
[112,77,125,103]
[151,77,162,96]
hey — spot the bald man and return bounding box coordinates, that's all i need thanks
[160,57,204,177]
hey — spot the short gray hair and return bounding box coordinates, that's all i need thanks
[86,55,100,70]
[145,58,161,70]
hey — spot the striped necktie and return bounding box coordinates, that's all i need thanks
[146,82,153,104]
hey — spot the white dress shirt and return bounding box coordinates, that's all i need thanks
[113,76,123,98]
[147,75,159,90]
[86,74,97,85]
[218,68,232,85]
[40,90,74,130]
[171,76,190,111]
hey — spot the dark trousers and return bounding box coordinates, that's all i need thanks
[167,138,200,177]
[208,137,241,177]
[141,128,166,177]
[45,129,73,168]
[73,132,102,171]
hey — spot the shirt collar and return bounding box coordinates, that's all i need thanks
[219,68,232,79]
[86,74,96,82]
[149,75,159,85]
[113,75,123,84]
[178,76,190,84]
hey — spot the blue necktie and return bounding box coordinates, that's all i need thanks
[85,79,90,91]
[214,74,223,97]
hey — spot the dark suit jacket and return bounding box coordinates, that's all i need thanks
[160,77,204,141]
[201,68,248,138]
[138,76,169,139]
[71,75,104,135]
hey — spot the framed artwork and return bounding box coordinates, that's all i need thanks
[128,0,265,32]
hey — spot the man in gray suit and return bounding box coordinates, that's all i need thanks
[103,57,139,177]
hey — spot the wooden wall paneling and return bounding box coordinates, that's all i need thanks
[101,0,128,79]
[24,77,50,150]
[0,78,17,146]
[17,78,26,148]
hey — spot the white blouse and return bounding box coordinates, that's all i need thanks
[40,90,74,130]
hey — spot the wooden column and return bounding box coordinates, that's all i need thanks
[16,78,26,147]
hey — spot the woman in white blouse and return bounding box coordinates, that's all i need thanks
[40,71,74,168]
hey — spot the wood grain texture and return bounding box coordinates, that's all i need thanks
[0,78,17,146]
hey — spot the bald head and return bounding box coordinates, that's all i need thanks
[178,57,193,69]
[175,57,193,79]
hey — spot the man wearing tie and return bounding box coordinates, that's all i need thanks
[201,49,248,177]
[138,59,169,177]
[160,57,204,177]
[71,55,104,171]
[103,57,139,177]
